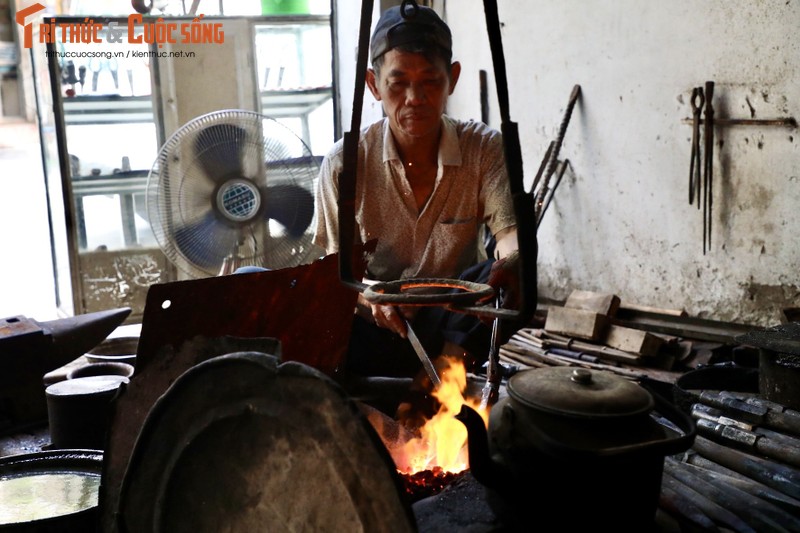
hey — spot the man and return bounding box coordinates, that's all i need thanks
[314,4,518,396]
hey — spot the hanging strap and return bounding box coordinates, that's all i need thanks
[479,0,537,322]
[337,0,374,292]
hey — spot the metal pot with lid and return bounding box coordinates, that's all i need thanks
[456,366,696,529]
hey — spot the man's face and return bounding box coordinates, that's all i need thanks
[367,49,461,144]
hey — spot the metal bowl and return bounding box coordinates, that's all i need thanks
[85,336,138,367]
[67,361,134,380]
[0,449,103,531]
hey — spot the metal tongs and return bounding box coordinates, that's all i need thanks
[479,296,503,409]
[404,318,442,389]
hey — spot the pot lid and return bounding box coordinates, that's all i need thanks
[507,366,654,419]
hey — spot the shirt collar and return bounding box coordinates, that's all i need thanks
[381,116,463,166]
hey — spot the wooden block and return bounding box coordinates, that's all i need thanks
[565,290,621,317]
[604,324,664,357]
[544,307,609,341]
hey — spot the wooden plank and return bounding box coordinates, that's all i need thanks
[604,324,664,357]
[620,302,687,317]
[544,306,609,341]
[564,290,621,316]
[613,309,759,344]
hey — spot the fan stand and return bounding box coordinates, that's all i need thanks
[216,179,263,276]
[218,239,248,276]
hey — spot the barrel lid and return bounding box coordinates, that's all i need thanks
[45,375,129,397]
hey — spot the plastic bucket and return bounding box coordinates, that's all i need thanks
[261,0,310,15]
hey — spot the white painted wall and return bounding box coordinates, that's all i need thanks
[438,0,799,327]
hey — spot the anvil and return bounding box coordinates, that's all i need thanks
[0,307,131,435]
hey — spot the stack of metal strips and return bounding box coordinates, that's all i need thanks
[660,390,800,532]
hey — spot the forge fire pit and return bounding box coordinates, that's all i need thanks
[361,362,498,505]
[400,468,468,502]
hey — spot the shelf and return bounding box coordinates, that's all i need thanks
[71,170,149,198]
[62,87,332,125]
[63,95,154,125]
[261,87,332,117]
[253,14,331,27]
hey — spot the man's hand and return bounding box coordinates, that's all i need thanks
[487,249,520,311]
[356,293,415,337]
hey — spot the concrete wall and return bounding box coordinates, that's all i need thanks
[435,0,798,327]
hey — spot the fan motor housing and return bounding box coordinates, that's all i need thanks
[215,178,263,225]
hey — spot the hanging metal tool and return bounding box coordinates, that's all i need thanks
[537,159,570,230]
[688,87,704,207]
[479,69,490,124]
[703,81,715,255]
[533,84,581,224]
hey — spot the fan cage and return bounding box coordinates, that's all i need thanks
[146,109,320,279]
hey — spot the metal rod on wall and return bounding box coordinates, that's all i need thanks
[681,117,797,127]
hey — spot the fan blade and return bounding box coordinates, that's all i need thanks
[194,124,248,185]
[263,184,314,237]
[173,212,233,271]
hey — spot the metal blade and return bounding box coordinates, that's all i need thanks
[404,319,441,388]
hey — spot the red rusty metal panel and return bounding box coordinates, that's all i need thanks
[136,250,366,377]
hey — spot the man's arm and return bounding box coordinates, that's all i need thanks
[493,226,518,260]
[312,151,342,255]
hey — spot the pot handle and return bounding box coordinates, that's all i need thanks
[638,377,697,457]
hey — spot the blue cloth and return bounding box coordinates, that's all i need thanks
[233,266,270,274]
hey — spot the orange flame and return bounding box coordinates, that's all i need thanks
[395,356,490,474]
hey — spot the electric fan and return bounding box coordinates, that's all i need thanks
[146,109,319,278]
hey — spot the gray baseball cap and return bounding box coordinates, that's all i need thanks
[370,4,452,63]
